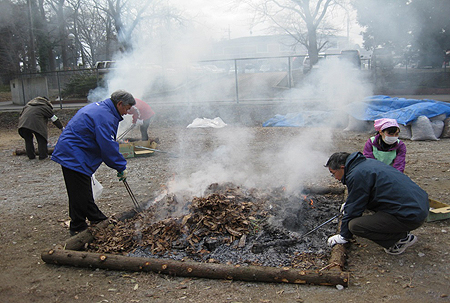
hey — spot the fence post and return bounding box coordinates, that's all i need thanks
[234,59,239,104]
[20,74,26,105]
[288,56,292,88]
[57,71,62,109]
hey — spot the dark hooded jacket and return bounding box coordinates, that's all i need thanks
[339,152,429,239]
[18,97,63,138]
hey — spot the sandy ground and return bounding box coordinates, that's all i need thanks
[1,114,450,303]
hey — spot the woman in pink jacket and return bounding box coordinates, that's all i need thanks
[363,118,407,172]
[127,98,155,141]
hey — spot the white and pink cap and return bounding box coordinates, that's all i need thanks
[374,118,399,131]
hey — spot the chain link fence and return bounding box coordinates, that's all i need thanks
[11,55,450,109]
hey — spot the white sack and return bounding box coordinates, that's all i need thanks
[344,116,373,132]
[187,117,227,128]
[398,124,412,140]
[430,113,447,122]
[441,117,450,138]
[91,174,103,200]
[431,120,444,138]
[411,116,438,141]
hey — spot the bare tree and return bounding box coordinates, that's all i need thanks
[98,0,156,53]
[0,0,29,81]
[0,0,189,79]
[240,0,339,66]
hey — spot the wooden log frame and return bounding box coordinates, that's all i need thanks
[41,209,350,287]
[14,147,55,156]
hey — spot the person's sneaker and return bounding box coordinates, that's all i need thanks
[384,233,417,255]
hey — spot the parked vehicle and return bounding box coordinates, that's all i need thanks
[340,50,361,69]
[259,64,272,72]
[443,49,450,68]
[95,61,116,73]
[302,54,325,74]
[371,48,394,70]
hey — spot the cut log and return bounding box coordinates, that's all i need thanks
[64,210,137,251]
[14,147,54,156]
[328,244,347,270]
[41,248,349,286]
[301,186,345,195]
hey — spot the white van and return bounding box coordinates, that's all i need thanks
[302,54,326,74]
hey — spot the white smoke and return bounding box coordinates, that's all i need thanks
[88,3,373,200]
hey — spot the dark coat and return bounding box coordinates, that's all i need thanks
[18,97,62,138]
[340,152,429,239]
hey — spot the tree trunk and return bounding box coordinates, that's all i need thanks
[41,248,349,286]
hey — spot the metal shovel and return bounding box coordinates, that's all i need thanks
[134,145,179,158]
[117,124,136,142]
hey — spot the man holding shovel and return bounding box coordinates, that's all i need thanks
[52,90,135,236]
[325,152,429,255]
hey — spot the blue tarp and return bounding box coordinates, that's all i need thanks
[262,111,335,127]
[347,95,450,125]
[262,96,450,127]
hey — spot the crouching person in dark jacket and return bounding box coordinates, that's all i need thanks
[325,152,429,255]
[18,96,64,160]
[52,90,136,236]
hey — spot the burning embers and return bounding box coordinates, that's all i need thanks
[88,183,343,270]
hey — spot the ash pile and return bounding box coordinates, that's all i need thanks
[89,183,343,270]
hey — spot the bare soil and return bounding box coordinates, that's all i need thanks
[1,110,450,303]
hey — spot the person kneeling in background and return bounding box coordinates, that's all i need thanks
[18,96,64,160]
[325,152,428,255]
[363,118,406,172]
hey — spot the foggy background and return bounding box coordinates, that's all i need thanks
[89,1,370,199]
[83,0,439,199]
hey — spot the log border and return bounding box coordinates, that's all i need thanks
[41,208,350,287]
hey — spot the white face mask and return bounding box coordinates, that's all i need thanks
[382,135,398,145]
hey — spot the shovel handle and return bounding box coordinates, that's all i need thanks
[123,180,143,212]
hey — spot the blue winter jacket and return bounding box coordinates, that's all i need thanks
[340,152,429,239]
[52,99,127,176]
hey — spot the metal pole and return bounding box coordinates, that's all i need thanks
[288,56,292,88]
[123,180,143,212]
[300,213,341,238]
[57,71,62,109]
[20,74,26,105]
[234,59,239,104]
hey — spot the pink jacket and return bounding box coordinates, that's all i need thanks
[127,99,155,123]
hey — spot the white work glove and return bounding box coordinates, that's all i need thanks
[340,202,346,214]
[327,234,348,247]
[136,119,144,126]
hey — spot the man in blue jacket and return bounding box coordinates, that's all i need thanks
[52,90,136,236]
[325,152,429,255]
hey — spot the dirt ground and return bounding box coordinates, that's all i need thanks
[1,109,450,303]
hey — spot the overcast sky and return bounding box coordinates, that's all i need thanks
[169,0,277,40]
[168,0,363,44]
